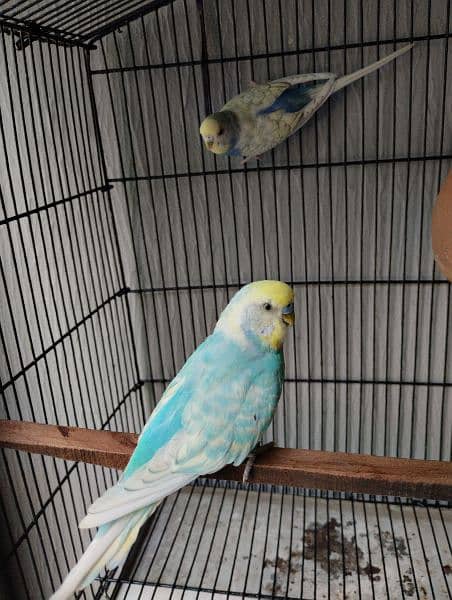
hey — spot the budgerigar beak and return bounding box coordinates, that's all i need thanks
[281,302,295,326]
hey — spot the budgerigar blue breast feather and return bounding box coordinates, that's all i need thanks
[199,44,413,161]
[50,280,294,600]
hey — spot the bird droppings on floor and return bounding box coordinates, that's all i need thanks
[302,518,364,579]
[378,529,408,557]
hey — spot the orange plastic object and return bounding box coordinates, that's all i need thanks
[432,170,452,281]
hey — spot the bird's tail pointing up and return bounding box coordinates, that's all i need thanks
[49,504,157,600]
[332,43,413,94]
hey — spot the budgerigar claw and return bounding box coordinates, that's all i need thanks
[242,441,275,484]
[242,454,256,484]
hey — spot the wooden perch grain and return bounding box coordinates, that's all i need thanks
[0,419,451,501]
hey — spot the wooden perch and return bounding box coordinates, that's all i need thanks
[0,419,451,501]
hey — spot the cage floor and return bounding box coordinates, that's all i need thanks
[111,483,452,600]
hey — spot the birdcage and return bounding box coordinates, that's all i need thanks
[0,1,451,599]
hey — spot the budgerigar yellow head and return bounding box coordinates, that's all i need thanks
[216,280,295,351]
[199,111,239,155]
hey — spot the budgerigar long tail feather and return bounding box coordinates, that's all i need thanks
[49,504,157,600]
[332,43,413,93]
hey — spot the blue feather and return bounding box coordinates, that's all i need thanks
[258,82,322,115]
[122,329,282,478]
[122,401,184,478]
[228,145,242,157]
[122,336,213,478]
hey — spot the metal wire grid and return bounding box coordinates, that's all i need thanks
[89,0,452,459]
[0,0,173,47]
[101,484,452,600]
[0,24,145,600]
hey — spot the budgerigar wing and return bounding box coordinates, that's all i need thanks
[79,336,283,528]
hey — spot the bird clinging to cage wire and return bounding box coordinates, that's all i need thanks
[200,43,413,163]
[50,280,294,600]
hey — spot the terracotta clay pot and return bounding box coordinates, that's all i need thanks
[432,170,452,282]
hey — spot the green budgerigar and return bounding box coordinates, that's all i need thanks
[200,43,413,162]
[50,280,294,599]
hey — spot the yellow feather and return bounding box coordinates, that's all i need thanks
[260,319,287,351]
[243,280,294,308]
[199,116,221,137]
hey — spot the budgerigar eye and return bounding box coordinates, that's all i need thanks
[263,302,272,311]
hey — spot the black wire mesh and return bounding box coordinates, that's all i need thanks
[106,484,452,600]
[0,0,451,599]
[0,0,173,46]
[0,21,145,600]
[90,0,452,458]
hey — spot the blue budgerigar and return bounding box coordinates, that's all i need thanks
[50,280,294,599]
[200,44,413,162]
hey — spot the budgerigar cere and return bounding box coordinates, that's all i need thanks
[50,281,294,600]
[200,44,413,162]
